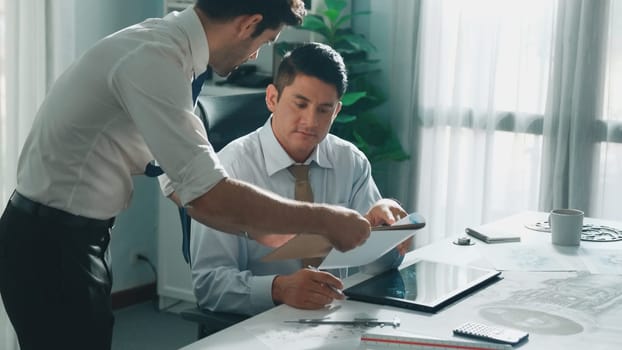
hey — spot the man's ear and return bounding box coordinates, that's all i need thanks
[331,101,343,122]
[265,84,279,112]
[236,14,263,39]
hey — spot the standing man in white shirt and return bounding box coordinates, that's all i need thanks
[0,2,371,350]
[190,43,411,315]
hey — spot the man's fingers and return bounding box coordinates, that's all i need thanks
[393,207,408,219]
[380,206,396,225]
[295,287,335,309]
[309,270,343,289]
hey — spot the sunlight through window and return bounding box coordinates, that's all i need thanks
[603,0,622,122]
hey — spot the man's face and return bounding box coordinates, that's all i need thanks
[210,21,282,77]
[267,74,342,163]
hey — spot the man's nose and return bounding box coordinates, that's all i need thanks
[300,109,319,127]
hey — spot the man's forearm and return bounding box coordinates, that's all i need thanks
[186,178,331,237]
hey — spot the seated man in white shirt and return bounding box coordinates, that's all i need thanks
[190,42,410,315]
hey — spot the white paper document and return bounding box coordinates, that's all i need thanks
[318,214,422,269]
[477,244,576,271]
[579,248,622,274]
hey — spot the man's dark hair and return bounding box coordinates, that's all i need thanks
[196,0,306,37]
[274,42,348,99]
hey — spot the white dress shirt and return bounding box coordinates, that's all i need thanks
[190,118,402,315]
[16,7,226,219]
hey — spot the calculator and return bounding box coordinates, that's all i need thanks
[453,322,529,345]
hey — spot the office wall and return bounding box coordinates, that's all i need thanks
[349,0,396,196]
[74,0,164,293]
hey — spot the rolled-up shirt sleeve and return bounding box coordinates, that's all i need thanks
[157,173,175,198]
[109,43,227,205]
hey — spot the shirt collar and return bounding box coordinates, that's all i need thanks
[258,116,334,176]
[165,6,210,76]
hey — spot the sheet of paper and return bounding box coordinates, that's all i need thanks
[262,212,425,263]
[319,230,415,269]
[244,321,365,350]
[261,234,332,262]
[578,248,622,274]
[476,244,576,271]
[318,213,423,269]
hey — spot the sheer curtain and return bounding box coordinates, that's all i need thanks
[0,1,75,348]
[539,0,610,214]
[385,0,620,243]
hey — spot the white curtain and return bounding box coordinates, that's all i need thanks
[539,0,610,213]
[384,0,620,243]
[0,1,75,348]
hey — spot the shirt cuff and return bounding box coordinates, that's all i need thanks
[157,174,175,197]
[249,275,279,313]
[172,151,228,206]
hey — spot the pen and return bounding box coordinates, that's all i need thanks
[307,265,344,295]
[285,317,400,328]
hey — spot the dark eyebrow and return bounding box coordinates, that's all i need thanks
[292,93,336,108]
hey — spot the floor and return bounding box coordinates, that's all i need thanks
[112,300,197,350]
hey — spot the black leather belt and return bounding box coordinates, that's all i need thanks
[9,191,115,229]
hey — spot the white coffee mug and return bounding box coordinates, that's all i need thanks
[549,209,584,246]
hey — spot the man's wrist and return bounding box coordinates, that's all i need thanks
[271,275,283,305]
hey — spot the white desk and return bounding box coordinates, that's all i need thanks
[180,211,622,350]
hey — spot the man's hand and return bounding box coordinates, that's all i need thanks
[272,269,345,309]
[366,199,412,255]
[321,206,371,252]
[365,198,407,227]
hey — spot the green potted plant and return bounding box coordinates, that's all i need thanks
[276,0,408,166]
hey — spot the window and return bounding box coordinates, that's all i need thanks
[403,0,622,240]
[594,0,622,219]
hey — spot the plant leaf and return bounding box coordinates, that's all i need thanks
[334,14,352,28]
[325,0,347,13]
[336,33,377,52]
[300,15,329,38]
[341,91,367,106]
[334,11,371,29]
[352,130,370,152]
[324,9,341,25]
[334,113,357,123]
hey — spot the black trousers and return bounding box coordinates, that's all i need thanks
[0,201,114,350]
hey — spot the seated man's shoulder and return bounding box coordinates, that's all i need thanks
[217,131,260,163]
[325,134,368,160]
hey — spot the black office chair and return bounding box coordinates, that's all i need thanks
[180,92,269,339]
[196,92,270,152]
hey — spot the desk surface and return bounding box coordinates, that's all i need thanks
[181,211,622,350]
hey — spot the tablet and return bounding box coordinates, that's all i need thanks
[343,260,501,313]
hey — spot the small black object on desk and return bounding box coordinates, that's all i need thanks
[453,236,475,246]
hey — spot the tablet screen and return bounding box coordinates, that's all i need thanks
[343,260,501,313]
